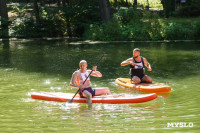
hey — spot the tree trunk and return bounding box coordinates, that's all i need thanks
[146,0,149,10]
[62,0,66,7]
[57,0,61,7]
[114,0,117,7]
[186,0,192,5]
[133,0,137,7]
[99,0,111,22]
[0,0,9,38]
[66,0,72,38]
[33,0,40,25]
[126,0,129,8]
[163,0,175,17]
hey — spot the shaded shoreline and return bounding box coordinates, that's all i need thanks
[0,37,200,44]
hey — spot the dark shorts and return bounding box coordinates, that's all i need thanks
[131,74,145,81]
[79,87,95,98]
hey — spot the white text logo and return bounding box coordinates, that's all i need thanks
[167,122,193,127]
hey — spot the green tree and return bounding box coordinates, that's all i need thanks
[0,0,9,38]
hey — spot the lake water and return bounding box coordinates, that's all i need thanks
[0,39,199,132]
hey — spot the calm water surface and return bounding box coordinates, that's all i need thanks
[0,39,199,132]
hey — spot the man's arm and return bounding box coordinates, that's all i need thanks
[143,57,152,71]
[121,58,134,66]
[89,66,102,77]
[70,71,80,88]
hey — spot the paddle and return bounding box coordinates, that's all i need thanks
[150,64,168,77]
[67,53,105,104]
[152,70,168,77]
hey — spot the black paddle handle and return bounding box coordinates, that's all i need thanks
[69,53,105,102]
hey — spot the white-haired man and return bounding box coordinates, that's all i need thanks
[70,60,111,103]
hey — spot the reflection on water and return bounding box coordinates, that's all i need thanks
[0,39,200,132]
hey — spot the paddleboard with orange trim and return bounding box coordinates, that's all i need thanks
[30,90,157,104]
[115,78,171,93]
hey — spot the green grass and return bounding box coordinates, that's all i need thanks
[137,0,163,9]
[110,0,163,9]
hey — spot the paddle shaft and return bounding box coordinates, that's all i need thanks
[152,70,168,77]
[151,64,168,77]
[68,53,105,103]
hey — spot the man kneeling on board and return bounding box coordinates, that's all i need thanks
[70,60,111,103]
[121,48,152,84]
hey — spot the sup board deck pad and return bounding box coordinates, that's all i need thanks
[30,91,157,104]
[115,78,171,93]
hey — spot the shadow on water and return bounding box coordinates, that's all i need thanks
[0,39,200,80]
[1,40,11,67]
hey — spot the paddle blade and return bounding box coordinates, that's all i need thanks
[62,99,73,107]
[68,99,73,103]
[63,100,72,107]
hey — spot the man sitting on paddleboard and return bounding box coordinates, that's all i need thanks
[121,48,152,84]
[70,60,111,103]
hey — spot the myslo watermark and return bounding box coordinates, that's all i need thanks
[167,122,194,128]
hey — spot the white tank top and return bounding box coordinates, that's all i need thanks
[134,62,143,69]
[79,71,90,84]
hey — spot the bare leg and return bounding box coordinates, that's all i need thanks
[142,75,152,83]
[95,88,111,96]
[131,76,141,84]
[82,90,92,104]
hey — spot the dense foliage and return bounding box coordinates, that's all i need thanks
[1,0,200,40]
[10,0,101,38]
[84,8,200,41]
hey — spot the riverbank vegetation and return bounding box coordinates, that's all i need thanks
[0,0,200,41]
